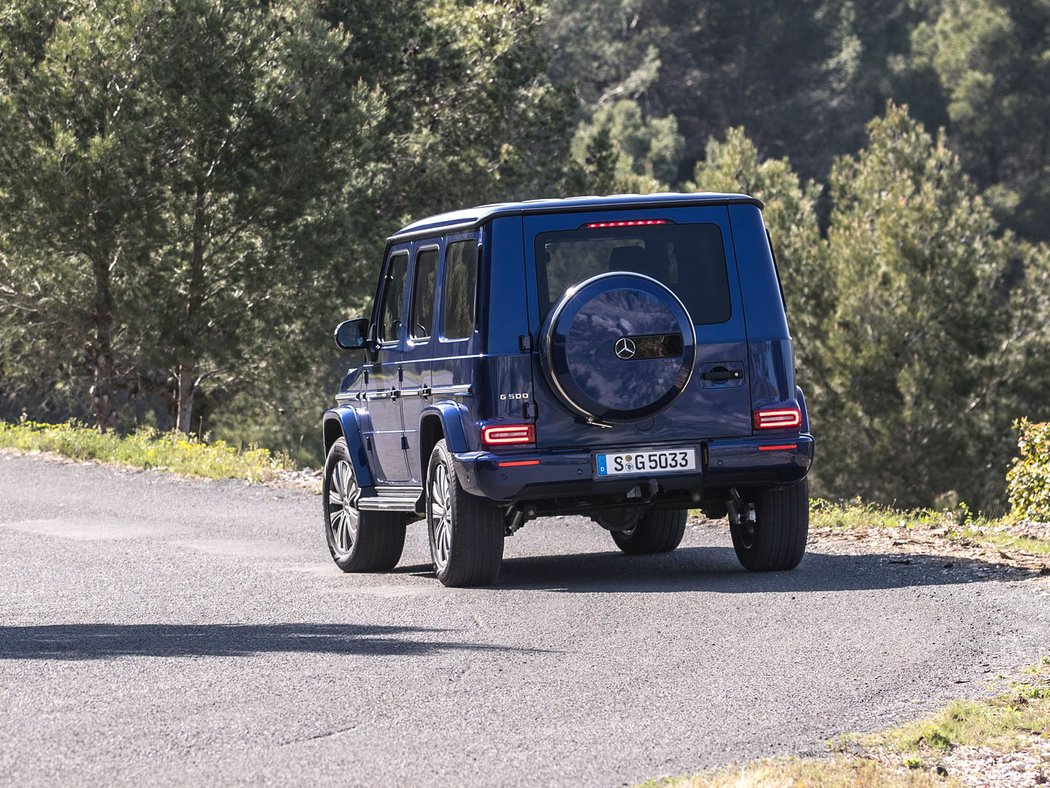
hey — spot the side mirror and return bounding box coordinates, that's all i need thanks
[334,317,370,350]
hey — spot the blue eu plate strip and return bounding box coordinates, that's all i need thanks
[596,455,608,476]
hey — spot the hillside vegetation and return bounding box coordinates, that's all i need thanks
[1,0,1049,510]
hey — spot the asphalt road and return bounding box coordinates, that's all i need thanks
[1,453,1048,787]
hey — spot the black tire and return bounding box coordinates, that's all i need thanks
[730,479,809,571]
[611,508,687,554]
[323,437,406,572]
[426,439,504,587]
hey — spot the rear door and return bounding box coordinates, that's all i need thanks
[429,234,483,433]
[401,241,439,482]
[523,204,752,449]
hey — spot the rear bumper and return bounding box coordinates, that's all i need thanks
[452,434,814,504]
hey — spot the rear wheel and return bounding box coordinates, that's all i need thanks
[323,437,406,572]
[611,509,687,554]
[427,439,504,587]
[730,479,809,571]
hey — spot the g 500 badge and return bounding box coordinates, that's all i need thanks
[499,393,530,401]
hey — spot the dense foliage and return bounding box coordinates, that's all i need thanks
[820,105,1018,509]
[0,0,570,446]
[1007,420,1050,522]
[1,0,1048,508]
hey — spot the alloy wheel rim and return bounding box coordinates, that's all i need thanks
[327,459,360,556]
[429,462,453,571]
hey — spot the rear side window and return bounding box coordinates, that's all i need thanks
[410,247,438,339]
[378,251,409,342]
[443,240,478,339]
[535,223,731,325]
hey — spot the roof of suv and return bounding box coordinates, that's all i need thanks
[390,192,762,240]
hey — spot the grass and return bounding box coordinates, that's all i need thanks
[0,419,293,482]
[810,497,1050,557]
[843,658,1050,755]
[648,658,1050,787]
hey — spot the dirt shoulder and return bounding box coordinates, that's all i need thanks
[807,519,1050,576]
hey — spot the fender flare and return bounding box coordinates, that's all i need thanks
[795,385,812,435]
[417,403,472,491]
[419,401,470,452]
[322,406,375,489]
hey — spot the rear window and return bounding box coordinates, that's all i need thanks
[535,222,731,325]
[410,247,438,339]
[442,240,478,339]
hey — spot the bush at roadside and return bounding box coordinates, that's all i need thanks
[0,420,291,482]
[1007,419,1050,523]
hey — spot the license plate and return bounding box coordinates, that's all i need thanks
[595,447,697,477]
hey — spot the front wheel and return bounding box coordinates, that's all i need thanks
[427,439,504,587]
[323,437,406,572]
[611,509,687,554]
[730,479,809,571]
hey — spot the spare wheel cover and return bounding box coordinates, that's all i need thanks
[540,272,697,423]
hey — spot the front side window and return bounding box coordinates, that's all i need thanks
[378,251,409,343]
[442,240,478,339]
[410,248,438,339]
[535,222,732,325]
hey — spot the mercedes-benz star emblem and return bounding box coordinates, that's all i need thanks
[614,337,637,360]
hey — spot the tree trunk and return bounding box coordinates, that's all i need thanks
[91,256,117,433]
[176,360,195,434]
[175,183,208,435]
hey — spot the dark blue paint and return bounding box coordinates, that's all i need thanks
[322,408,375,488]
[324,193,812,509]
[796,385,811,433]
[420,403,469,453]
[452,435,813,503]
[483,218,530,354]
[524,205,753,449]
[706,435,814,487]
[540,273,696,423]
[391,193,761,240]
[366,242,413,482]
[749,339,796,408]
[727,204,790,339]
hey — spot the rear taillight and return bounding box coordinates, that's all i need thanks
[753,407,802,430]
[481,424,535,446]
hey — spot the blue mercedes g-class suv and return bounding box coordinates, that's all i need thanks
[323,193,813,586]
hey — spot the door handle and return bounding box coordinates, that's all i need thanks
[701,367,743,382]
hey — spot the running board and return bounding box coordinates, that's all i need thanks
[358,486,424,513]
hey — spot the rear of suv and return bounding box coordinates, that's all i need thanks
[323,193,814,586]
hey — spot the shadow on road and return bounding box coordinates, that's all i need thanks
[489,546,1043,594]
[0,623,530,661]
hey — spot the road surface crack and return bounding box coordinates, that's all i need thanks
[281,722,361,746]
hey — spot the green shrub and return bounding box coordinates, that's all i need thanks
[0,420,292,482]
[1006,418,1050,522]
